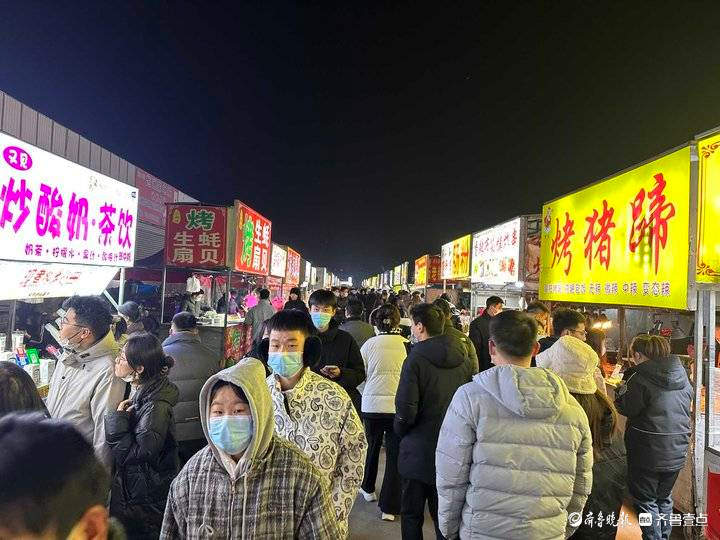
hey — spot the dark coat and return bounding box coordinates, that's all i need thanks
[105,376,180,539]
[468,312,493,372]
[571,411,627,540]
[538,335,560,353]
[339,317,376,350]
[443,323,478,374]
[615,355,692,472]
[312,320,366,410]
[284,298,309,312]
[162,332,220,442]
[394,334,472,484]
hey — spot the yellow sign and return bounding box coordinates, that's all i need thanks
[441,235,471,280]
[415,256,427,286]
[539,147,691,310]
[697,133,720,283]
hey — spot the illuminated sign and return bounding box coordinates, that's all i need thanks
[393,264,402,285]
[441,235,471,280]
[234,201,272,276]
[471,218,521,285]
[270,243,287,278]
[539,147,691,309]
[0,261,118,300]
[415,256,427,286]
[697,132,720,283]
[165,205,227,268]
[0,132,138,267]
[285,247,301,285]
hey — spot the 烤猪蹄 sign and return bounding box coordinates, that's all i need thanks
[165,204,227,268]
[539,146,691,310]
[0,132,138,267]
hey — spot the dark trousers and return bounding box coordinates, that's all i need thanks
[361,414,401,514]
[628,464,680,540]
[401,477,445,540]
[178,439,206,467]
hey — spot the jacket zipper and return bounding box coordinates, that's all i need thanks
[228,478,237,538]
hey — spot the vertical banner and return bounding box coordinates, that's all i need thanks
[234,201,272,276]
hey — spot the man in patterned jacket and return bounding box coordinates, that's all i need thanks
[264,309,368,538]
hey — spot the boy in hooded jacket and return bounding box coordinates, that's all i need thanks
[436,310,593,540]
[160,357,339,539]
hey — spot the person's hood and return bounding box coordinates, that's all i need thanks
[535,335,599,395]
[63,331,119,366]
[413,334,466,369]
[134,375,179,408]
[162,331,201,347]
[635,355,689,390]
[474,365,572,418]
[198,357,274,475]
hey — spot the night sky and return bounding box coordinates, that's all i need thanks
[3,3,720,280]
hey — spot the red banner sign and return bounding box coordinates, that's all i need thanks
[286,247,301,285]
[429,255,442,284]
[165,204,227,268]
[234,201,272,275]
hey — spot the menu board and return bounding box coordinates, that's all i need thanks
[540,147,691,309]
[471,218,521,285]
[234,201,272,275]
[0,132,138,267]
[0,260,119,300]
[441,235,471,280]
[165,204,227,268]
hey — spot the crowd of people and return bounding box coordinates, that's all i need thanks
[0,287,694,540]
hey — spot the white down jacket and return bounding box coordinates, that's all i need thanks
[360,333,409,414]
[435,366,593,540]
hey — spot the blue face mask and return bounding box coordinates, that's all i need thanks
[268,351,304,378]
[311,311,333,331]
[208,415,253,456]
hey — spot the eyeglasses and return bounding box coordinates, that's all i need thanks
[570,328,587,338]
[60,316,87,329]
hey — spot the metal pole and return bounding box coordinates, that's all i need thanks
[443,280,447,293]
[118,267,125,305]
[6,300,17,352]
[160,267,167,324]
[617,307,626,360]
[694,289,705,518]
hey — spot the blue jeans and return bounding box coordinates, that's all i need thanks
[628,464,680,540]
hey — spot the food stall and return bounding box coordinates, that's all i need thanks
[539,143,707,523]
[412,254,443,302]
[441,234,472,312]
[470,215,541,315]
[161,200,272,366]
[0,131,138,396]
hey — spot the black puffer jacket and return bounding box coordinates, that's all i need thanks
[105,376,180,539]
[312,319,366,411]
[284,299,309,312]
[571,410,627,540]
[468,312,492,372]
[394,334,472,484]
[615,355,692,472]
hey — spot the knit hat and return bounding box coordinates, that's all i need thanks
[535,335,599,394]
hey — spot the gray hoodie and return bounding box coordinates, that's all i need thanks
[161,358,340,539]
[436,365,593,540]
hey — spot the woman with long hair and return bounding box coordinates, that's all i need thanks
[537,335,627,539]
[0,362,49,419]
[616,334,692,540]
[358,304,409,521]
[105,332,179,539]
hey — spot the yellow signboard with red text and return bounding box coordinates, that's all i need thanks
[697,132,720,283]
[441,235,471,280]
[539,146,691,310]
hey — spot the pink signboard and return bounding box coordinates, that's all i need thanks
[0,132,138,267]
[135,168,178,227]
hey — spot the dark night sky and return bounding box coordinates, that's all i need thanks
[3,2,720,280]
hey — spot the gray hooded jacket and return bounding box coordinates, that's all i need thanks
[436,366,593,540]
[161,358,340,539]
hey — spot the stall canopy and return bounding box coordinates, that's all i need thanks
[441,235,471,280]
[0,131,138,299]
[539,145,691,310]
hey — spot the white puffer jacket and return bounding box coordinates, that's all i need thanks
[360,333,409,414]
[436,366,593,540]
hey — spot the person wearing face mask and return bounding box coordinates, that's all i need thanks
[161,357,340,539]
[307,289,366,412]
[46,295,126,470]
[105,333,179,539]
[263,309,367,539]
[468,295,504,373]
[0,413,127,540]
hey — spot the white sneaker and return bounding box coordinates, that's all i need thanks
[381,513,395,522]
[359,489,377,502]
